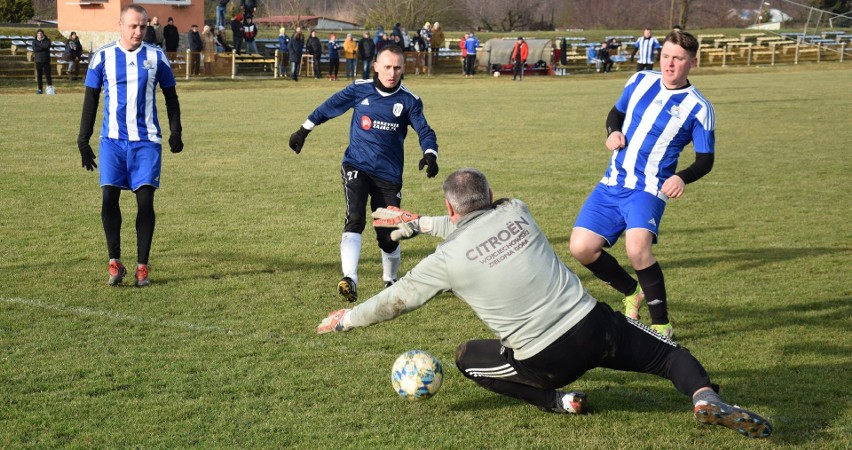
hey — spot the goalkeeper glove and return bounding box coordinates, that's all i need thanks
[317,309,353,334]
[289,126,311,154]
[372,206,431,241]
[418,153,438,178]
[77,142,97,171]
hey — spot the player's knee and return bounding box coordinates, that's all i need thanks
[343,212,366,234]
[376,230,399,253]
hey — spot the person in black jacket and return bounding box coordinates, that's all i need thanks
[163,17,180,55]
[64,31,84,81]
[231,13,244,55]
[357,31,375,80]
[288,30,304,81]
[188,24,203,76]
[33,29,53,94]
[143,18,157,45]
[306,30,322,79]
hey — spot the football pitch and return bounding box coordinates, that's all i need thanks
[1,65,850,448]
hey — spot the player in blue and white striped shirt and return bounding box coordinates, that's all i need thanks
[571,30,714,339]
[76,4,183,287]
[631,28,663,71]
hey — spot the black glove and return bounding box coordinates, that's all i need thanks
[78,142,97,171]
[169,133,184,153]
[289,126,311,154]
[418,153,438,178]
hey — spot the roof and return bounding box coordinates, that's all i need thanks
[253,16,359,28]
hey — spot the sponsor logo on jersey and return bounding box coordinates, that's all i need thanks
[360,98,370,106]
[361,115,372,130]
[392,103,403,117]
[648,218,657,226]
[129,61,136,67]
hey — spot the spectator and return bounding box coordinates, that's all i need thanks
[411,30,427,75]
[243,16,258,54]
[459,32,468,75]
[374,25,384,46]
[64,31,83,81]
[342,33,357,80]
[586,44,601,72]
[357,31,375,80]
[401,26,411,50]
[288,31,304,81]
[241,0,256,19]
[277,27,289,77]
[76,4,183,287]
[391,23,403,41]
[317,168,773,441]
[306,30,322,79]
[151,16,164,47]
[163,17,180,55]
[231,13,244,55]
[215,26,232,53]
[511,36,528,81]
[421,22,432,48]
[631,27,663,72]
[570,31,716,339]
[143,18,156,45]
[216,0,230,29]
[375,31,387,54]
[464,31,480,77]
[32,29,53,95]
[287,44,439,301]
[430,21,445,54]
[188,24,202,76]
[598,40,613,73]
[327,33,341,81]
[201,25,216,75]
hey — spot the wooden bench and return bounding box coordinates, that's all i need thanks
[739,32,765,42]
[697,34,724,45]
[231,51,277,78]
[713,38,740,48]
[756,36,783,45]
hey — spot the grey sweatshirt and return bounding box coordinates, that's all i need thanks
[347,199,596,360]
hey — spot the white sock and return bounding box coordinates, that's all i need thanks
[381,246,401,283]
[340,232,362,284]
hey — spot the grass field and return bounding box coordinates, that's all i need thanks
[1,64,851,448]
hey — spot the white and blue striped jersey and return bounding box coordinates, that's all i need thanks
[85,41,176,143]
[633,36,662,64]
[601,71,715,199]
[304,79,438,184]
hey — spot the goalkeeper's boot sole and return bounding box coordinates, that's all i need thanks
[338,277,357,303]
[694,400,772,438]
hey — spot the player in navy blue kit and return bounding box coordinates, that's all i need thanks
[570,30,714,338]
[288,44,439,302]
[77,4,183,287]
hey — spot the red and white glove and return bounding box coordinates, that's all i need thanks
[317,309,353,334]
[372,206,429,241]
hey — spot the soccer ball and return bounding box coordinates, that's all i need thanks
[391,350,443,400]
[493,71,500,78]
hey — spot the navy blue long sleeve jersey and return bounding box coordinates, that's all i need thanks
[304,79,438,184]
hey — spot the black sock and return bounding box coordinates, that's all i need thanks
[636,262,668,324]
[135,186,156,265]
[101,186,122,260]
[583,251,638,295]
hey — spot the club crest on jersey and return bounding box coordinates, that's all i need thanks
[361,115,373,130]
[392,103,403,117]
[143,59,156,70]
[667,105,682,119]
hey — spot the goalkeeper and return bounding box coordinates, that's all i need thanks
[317,168,772,439]
[288,44,439,302]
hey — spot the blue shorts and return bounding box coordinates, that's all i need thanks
[573,184,666,247]
[99,138,162,191]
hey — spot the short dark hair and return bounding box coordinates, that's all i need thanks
[443,168,491,216]
[121,4,148,20]
[377,43,404,58]
[663,29,699,57]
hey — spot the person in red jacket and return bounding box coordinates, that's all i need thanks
[459,33,468,75]
[511,36,529,81]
